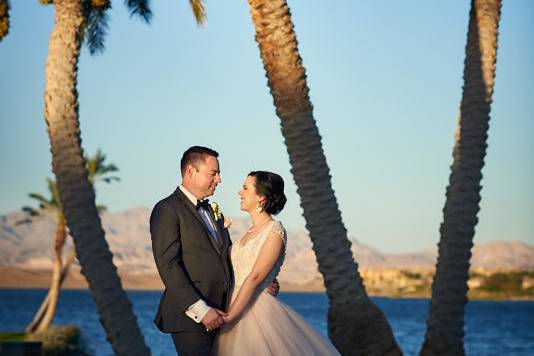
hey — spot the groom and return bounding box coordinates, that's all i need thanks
[150,146,277,355]
[150,146,231,355]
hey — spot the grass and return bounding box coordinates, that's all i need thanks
[0,325,90,356]
[0,332,26,341]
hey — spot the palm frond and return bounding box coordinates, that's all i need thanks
[28,192,53,208]
[22,206,40,217]
[124,0,152,23]
[82,0,110,55]
[99,164,119,175]
[85,148,121,185]
[189,0,206,26]
[102,176,121,183]
[15,217,33,226]
[0,0,9,42]
[96,204,108,213]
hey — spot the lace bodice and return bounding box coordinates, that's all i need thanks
[230,221,286,299]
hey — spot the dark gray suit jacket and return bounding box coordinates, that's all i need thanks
[150,188,233,333]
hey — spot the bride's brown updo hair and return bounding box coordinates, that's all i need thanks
[248,171,287,215]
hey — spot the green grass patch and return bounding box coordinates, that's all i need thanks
[0,332,26,341]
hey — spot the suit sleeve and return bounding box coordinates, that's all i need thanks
[150,200,201,312]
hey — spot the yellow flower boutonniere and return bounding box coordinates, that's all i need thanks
[210,202,232,228]
[210,202,223,221]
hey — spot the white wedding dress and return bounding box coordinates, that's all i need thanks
[214,221,340,356]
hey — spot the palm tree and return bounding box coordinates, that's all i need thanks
[0,0,9,41]
[420,1,502,355]
[22,178,66,333]
[37,0,152,353]
[23,149,121,333]
[245,1,400,354]
[4,0,203,352]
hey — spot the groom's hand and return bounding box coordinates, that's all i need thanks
[201,308,224,332]
[266,278,280,297]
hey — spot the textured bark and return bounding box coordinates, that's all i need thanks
[420,1,501,355]
[43,0,150,354]
[247,1,401,355]
[0,0,9,41]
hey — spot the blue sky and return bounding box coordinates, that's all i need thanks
[0,1,532,253]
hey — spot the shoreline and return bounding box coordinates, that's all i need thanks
[1,267,532,302]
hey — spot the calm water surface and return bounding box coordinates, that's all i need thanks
[1,289,533,355]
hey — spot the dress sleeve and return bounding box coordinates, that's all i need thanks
[269,221,287,246]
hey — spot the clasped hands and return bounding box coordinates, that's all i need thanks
[201,278,280,332]
[201,308,227,332]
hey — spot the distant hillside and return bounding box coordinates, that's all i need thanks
[1,208,533,289]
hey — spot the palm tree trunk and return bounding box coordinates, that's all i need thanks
[246,1,400,354]
[33,216,66,333]
[0,0,9,41]
[26,244,76,332]
[420,1,501,355]
[43,0,149,354]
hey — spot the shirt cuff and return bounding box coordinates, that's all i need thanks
[185,299,211,323]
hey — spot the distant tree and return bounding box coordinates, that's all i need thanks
[22,178,66,333]
[23,149,121,333]
[420,0,502,355]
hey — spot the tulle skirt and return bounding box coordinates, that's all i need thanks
[214,291,340,356]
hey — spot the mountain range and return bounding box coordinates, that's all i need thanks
[1,208,533,288]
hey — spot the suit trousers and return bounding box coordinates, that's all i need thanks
[171,330,216,356]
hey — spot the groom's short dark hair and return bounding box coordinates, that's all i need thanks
[180,146,219,176]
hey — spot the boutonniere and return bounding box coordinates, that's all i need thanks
[210,202,232,228]
[210,202,223,221]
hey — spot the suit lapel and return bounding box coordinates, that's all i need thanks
[174,188,222,254]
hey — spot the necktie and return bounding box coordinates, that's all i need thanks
[196,200,219,244]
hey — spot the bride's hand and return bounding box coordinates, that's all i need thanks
[222,314,233,323]
[214,308,229,321]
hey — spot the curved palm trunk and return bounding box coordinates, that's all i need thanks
[43,1,149,354]
[26,244,76,332]
[247,1,400,354]
[420,1,501,355]
[0,0,9,41]
[29,216,66,333]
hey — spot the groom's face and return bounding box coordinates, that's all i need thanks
[191,155,221,199]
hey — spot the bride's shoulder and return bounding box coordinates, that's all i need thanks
[268,220,287,242]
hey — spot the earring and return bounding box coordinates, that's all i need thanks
[256,204,263,213]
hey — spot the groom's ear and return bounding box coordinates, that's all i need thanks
[185,165,194,177]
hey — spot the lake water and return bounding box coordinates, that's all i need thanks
[1,289,533,355]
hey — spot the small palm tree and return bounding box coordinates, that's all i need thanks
[22,178,65,333]
[23,150,121,333]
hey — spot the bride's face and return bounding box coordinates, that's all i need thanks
[239,176,263,212]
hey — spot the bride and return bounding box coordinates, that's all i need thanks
[214,171,340,355]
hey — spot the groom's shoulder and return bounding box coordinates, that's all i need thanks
[152,190,179,212]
